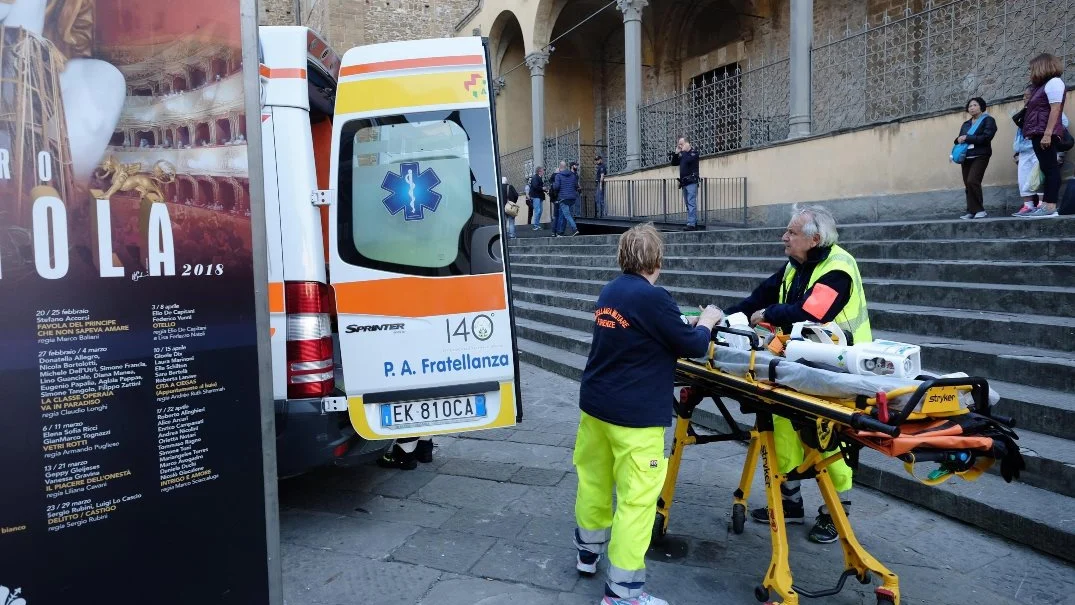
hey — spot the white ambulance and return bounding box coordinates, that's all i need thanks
[258,28,520,477]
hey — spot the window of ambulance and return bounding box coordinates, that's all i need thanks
[336,108,500,276]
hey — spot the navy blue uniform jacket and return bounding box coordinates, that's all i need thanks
[579,273,712,428]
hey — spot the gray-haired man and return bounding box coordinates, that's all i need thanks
[723,205,872,544]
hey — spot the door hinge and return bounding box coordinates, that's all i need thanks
[311,189,334,206]
[321,396,347,413]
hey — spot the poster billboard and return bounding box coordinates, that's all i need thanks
[0,0,274,602]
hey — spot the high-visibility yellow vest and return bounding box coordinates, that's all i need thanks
[779,244,872,345]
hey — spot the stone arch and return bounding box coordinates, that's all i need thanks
[532,0,572,50]
[489,9,526,75]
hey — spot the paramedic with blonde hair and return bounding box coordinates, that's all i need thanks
[724,204,872,544]
[572,223,723,605]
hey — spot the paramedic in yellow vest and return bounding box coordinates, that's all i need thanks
[724,204,872,544]
[574,223,723,605]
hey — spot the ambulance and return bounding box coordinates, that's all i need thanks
[258,28,520,477]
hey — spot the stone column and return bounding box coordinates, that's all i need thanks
[526,51,551,171]
[788,0,813,138]
[618,0,648,171]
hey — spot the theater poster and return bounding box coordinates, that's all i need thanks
[0,0,274,602]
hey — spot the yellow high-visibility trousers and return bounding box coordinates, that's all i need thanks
[573,412,667,597]
[774,415,853,492]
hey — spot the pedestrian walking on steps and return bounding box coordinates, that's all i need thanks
[377,437,434,470]
[1020,52,1070,219]
[952,97,997,219]
[573,223,723,605]
[670,136,700,230]
[552,160,580,237]
[529,167,547,230]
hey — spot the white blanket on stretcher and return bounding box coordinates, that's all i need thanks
[701,347,1000,415]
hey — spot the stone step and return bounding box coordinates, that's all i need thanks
[510,264,1075,317]
[512,216,1075,247]
[510,253,1075,287]
[511,298,1075,440]
[510,237,1075,262]
[513,334,1075,564]
[511,283,1075,354]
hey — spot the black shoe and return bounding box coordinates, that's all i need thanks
[809,512,839,543]
[415,439,434,463]
[808,502,849,544]
[682,225,697,232]
[377,445,417,470]
[750,501,806,525]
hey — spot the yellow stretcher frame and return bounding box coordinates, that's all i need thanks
[656,363,900,605]
[655,326,1014,604]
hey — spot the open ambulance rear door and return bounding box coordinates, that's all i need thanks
[327,37,521,440]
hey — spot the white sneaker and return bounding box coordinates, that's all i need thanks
[973,211,988,219]
[577,550,600,575]
[1026,206,1060,218]
[959,213,974,220]
[600,593,670,605]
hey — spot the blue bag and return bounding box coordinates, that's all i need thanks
[951,115,986,164]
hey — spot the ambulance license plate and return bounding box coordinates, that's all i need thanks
[380,394,487,429]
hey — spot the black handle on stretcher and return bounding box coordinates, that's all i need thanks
[849,413,900,437]
[711,325,762,350]
[893,376,991,426]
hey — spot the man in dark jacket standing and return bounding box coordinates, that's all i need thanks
[670,136,700,230]
[529,167,547,231]
[552,160,580,237]
[954,97,997,219]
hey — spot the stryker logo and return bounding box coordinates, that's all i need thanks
[345,323,405,333]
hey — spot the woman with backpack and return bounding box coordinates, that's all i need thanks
[952,97,997,219]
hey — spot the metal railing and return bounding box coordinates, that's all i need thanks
[607,60,788,174]
[602,177,747,226]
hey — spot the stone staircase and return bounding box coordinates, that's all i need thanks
[507,217,1075,563]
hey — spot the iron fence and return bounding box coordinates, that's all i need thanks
[499,146,533,195]
[606,110,628,174]
[542,126,581,172]
[813,0,1075,134]
[603,177,747,226]
[608,60,789,174]
[606,0,1075,176]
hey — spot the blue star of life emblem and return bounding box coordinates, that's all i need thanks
[381,162,443,221]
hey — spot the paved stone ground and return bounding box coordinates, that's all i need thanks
[279,363,1075,605]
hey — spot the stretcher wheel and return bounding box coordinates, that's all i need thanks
[754,585,770,603]
[651,512,667,543]
[858,571,873,585]
[731,503,746,534]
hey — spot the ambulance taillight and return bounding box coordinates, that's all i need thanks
[285,281,334,398]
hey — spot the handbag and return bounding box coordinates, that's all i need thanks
[1012,108,1026,129]
[1055,128,1075,152]
[504,201,520,217]
[951,115,986,164]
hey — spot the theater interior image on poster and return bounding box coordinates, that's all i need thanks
[0,0,270,601]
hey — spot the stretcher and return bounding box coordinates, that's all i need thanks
[655,327,1025,605]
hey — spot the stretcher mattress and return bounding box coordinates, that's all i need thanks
[702,347,1001,416]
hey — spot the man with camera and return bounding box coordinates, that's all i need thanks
[670,136,700,231]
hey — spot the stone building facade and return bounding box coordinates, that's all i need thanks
[260,0,480,55]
